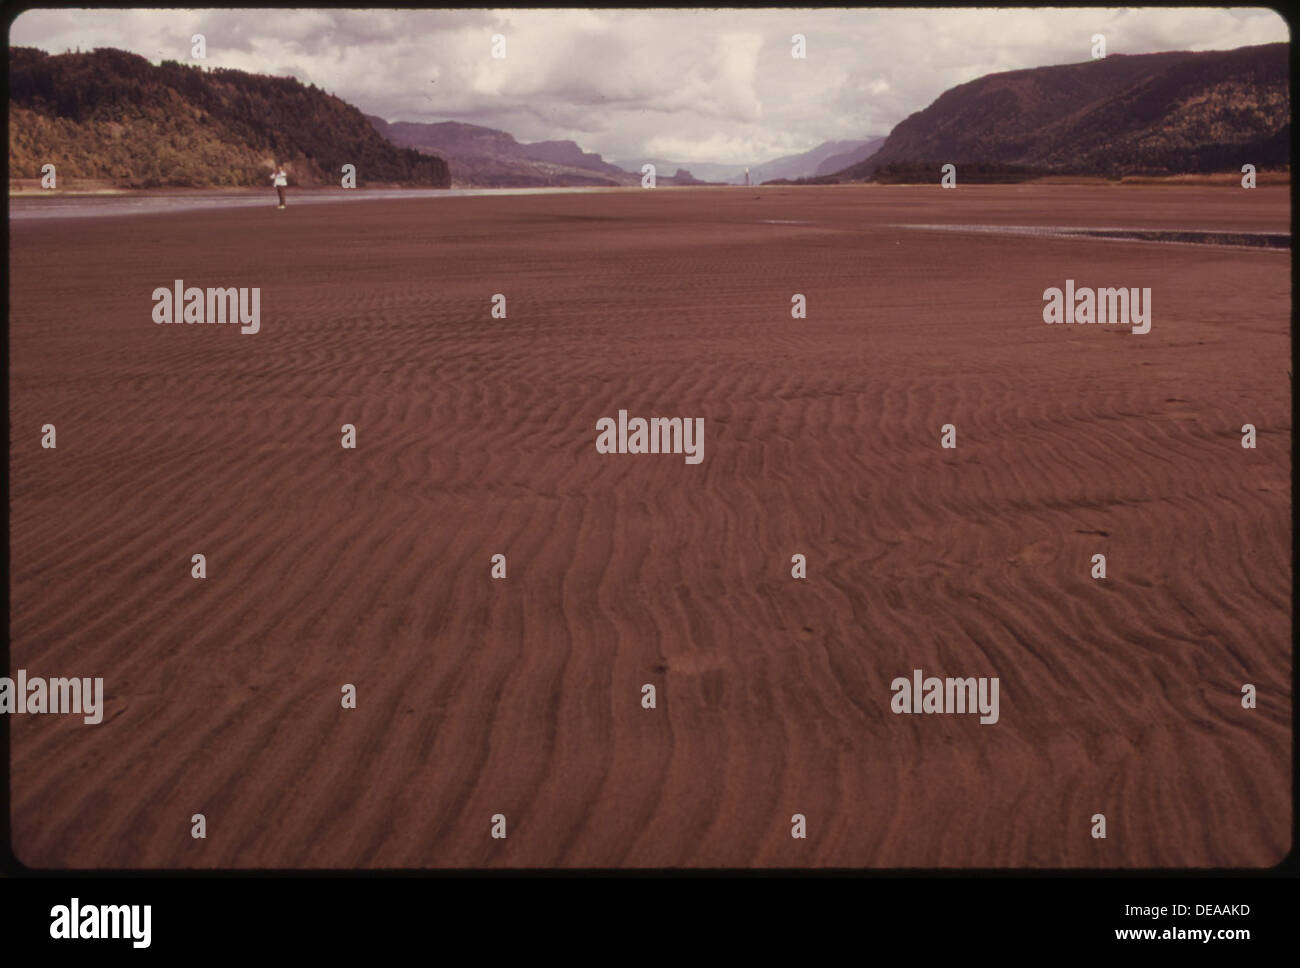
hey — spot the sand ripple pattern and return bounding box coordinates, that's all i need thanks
[8,185,1290,867]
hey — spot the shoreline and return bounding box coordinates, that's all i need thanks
[10,178,1293,224]
[10,170,1290,198]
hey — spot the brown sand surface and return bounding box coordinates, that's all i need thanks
[8,184,1291,868]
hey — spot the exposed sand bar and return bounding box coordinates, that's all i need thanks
[8,185,1291,868]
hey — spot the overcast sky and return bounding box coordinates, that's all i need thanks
[10,7,1290,165]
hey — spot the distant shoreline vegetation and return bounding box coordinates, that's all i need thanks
[761,174,843,186]
[762,161,1291,187]
[764,163,1079,185]
[8,46,450,189]
[872,161,1048,184]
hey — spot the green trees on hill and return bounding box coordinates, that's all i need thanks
[9,46,450,188]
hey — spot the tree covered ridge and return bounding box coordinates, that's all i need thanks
[835,43,1290,180]
[9,46,451,188]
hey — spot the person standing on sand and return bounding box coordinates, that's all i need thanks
[270,163,288,208]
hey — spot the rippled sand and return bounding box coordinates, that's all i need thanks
[8,184,1291,868]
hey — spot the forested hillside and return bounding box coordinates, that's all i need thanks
[9,46,450,188]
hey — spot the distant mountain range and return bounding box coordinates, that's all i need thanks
[813,138,888,177]
[631,139,889,184]
[365,119,888,187]
[836,43,1289,180]
[366,117,638,187]
[8,47,449,188]
[371,41,1291,187]
[749,138,886,183]
[634,158,746,185]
